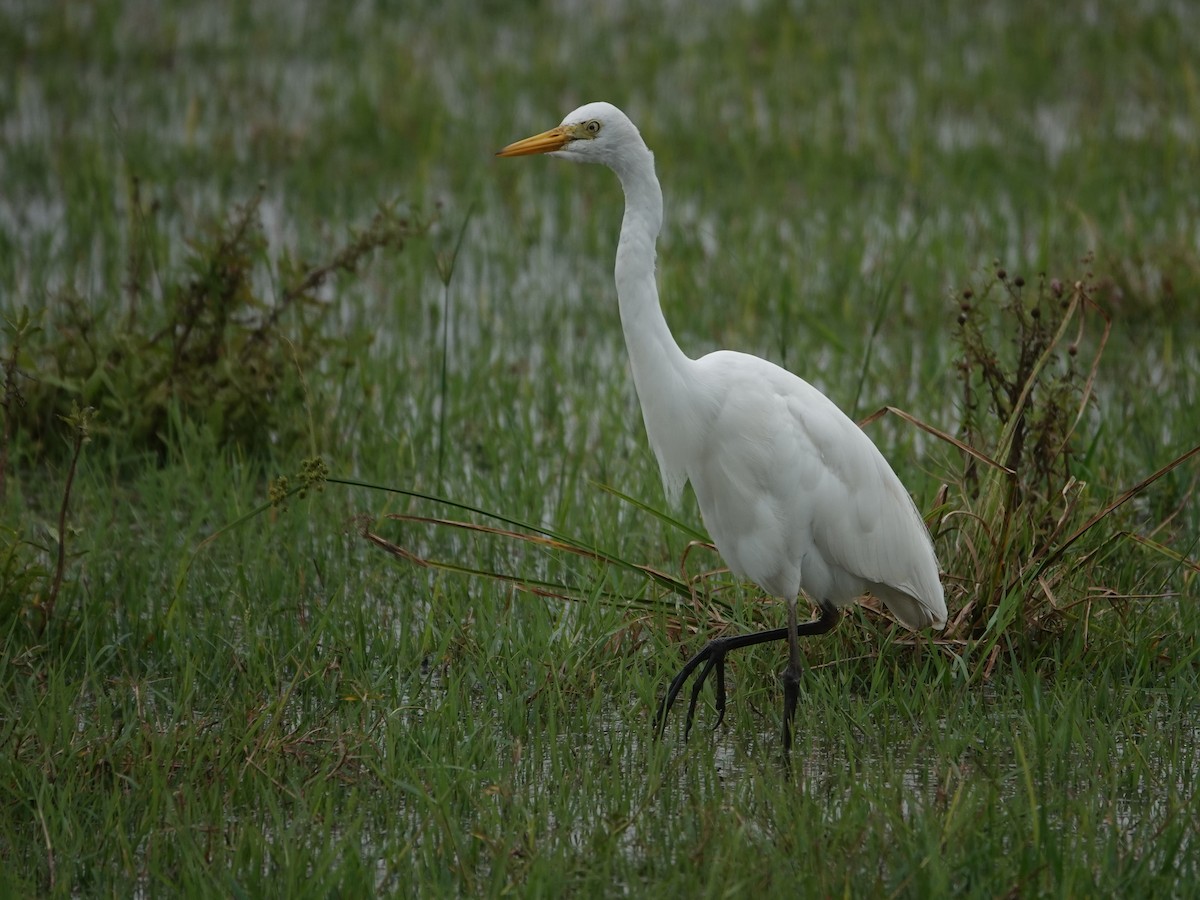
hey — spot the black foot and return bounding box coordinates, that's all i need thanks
[654,625,791,740]
[653,609,839,746]
[654,637,731,740]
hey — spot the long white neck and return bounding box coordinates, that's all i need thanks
[608,142,696,505]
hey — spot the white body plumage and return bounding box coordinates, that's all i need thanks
[499,101,945,635]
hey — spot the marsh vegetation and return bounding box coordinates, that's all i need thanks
[2,0,1198,894]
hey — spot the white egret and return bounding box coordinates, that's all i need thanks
[497,102,945,749]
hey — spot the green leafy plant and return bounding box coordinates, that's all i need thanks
[13,186,419,458]
[0,402,92,634]
[0,525,47,627]
[1,306,39,499]
[33,403,94,634]
[943,260,1198,650]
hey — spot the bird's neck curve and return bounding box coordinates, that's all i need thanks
[609,141,696,503]
[610,144,689,372]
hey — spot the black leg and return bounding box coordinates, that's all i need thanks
[655,605,840,741]
[781,599,802,752]
[783,602,838,754]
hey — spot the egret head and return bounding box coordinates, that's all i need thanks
[496,102,646,169]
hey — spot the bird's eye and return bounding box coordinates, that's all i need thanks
[585,120,601,136]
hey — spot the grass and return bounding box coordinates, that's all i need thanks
[3,0,1199,895]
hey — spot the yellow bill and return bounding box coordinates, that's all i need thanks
[496,126,571,157]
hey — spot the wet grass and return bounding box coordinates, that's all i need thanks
[3,0,1199,895]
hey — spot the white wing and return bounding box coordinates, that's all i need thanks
[681,350,945,630]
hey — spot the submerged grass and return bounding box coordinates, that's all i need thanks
[2,0,1199,895]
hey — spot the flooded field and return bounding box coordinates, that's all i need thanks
[2,0,1197,894]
